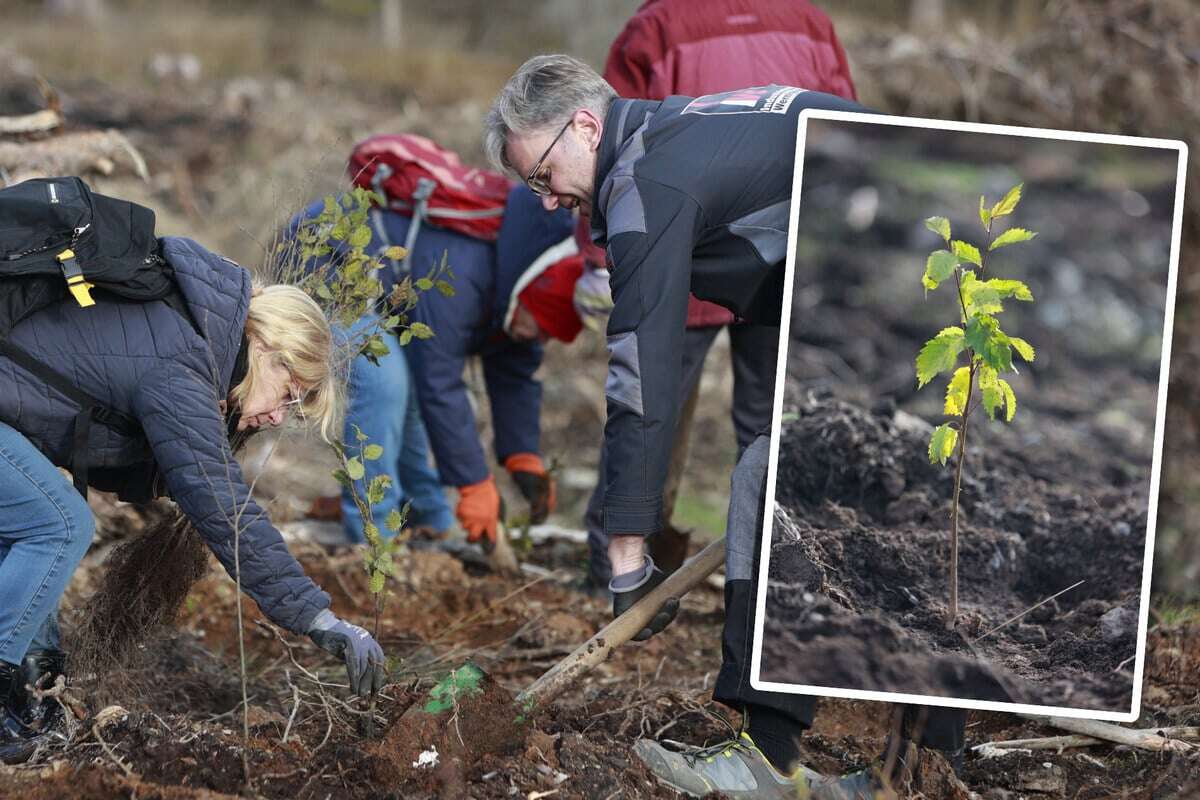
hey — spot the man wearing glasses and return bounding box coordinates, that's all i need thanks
[485,56,962,799]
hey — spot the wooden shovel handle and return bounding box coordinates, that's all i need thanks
[516,536,726,712]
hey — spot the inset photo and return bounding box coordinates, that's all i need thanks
[752,110,1186,720]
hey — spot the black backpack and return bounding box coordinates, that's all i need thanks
[0,176,181,495]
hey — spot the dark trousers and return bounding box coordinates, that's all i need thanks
[585,323,780,582]
[714,436,967,750]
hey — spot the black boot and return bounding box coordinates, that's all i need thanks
[0,660,35,764]
[0,650,67,765]
[18,650,67,733]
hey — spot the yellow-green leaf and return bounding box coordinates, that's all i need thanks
[952,239,982,267]
[990,183,1023,218]
[916,327,965,387]
[989,227,1037,250]
[369,570,386,594]
[979,195,992,229]
[410,322,435,339]
[965,315,1014,373]
[363,444,384,461]
[346,457,365,481]
[928,423,958,466]
[922,250,958,291]
[349,223,373,249]
[1010,336,1035,361]
[384,245,408,261]
[925,216,951,242]
[962,271,1003,316]
[365,337,390,358]
[329,217,349,242]
[416,277,434,291]
[981,382,1003,420]
[984,279,1033,301]
[385,508,405,532]
[977,363,998,390]
[944,366,971,416]
[998,378,1017,422]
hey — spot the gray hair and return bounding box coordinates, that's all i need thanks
[484,54,617,177]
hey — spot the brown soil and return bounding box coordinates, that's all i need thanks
[762,115,1171,713]
[1,532,1196,798]
[2,3,1198,797]
[761,396,1143,711]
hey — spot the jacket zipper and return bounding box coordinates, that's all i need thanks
[3,224,90,262]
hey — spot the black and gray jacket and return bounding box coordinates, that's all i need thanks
[590,86,864,536]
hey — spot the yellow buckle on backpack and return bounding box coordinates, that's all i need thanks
[57,249,95,307]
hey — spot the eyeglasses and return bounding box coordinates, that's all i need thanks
[280,377,309,418]
[525,116,574,196]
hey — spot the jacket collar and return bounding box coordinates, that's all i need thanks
[591,98,659,247]
[159,236,252,397]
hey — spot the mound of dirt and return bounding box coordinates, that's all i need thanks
[370,663,524,791]
[762,395,1143,710]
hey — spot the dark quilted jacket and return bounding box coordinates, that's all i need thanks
[0,236,331,633]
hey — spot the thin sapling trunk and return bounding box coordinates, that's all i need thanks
[916,184,1038,629]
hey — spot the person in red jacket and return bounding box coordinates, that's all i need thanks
[580,0,859,591]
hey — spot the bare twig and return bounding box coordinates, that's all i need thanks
[282,671,302,743]
[0,108,63,135]
[1016,716,1199,752]
[976,726,1200,753]
[971,580,1086,644]
[92,722,135,778]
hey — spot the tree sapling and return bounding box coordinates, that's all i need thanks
[915,183,1038,629]
[283,187,454,731]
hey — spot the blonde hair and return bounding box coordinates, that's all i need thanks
[231,284,343,442]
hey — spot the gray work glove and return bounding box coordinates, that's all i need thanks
[610,555,679,641]
[307,609,387,696]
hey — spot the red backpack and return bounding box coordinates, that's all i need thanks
[348,134,513,242]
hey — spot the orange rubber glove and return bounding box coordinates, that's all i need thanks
[457,475,501,549]
[504,452,556,524]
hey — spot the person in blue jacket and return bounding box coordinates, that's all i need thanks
[0,237,386,761]
[289,200,456,544]
[295,184,584,550]
[380,185,584,548]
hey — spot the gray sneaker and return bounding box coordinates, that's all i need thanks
[808,767,879,800]
[634,732,823,798]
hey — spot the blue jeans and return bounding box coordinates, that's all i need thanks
[340,321,452,543]
[0,421,93,664]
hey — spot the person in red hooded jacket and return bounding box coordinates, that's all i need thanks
[579,0,859,589]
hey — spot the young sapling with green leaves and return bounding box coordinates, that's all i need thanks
[915,183,1037,629]
[282,186,453,731]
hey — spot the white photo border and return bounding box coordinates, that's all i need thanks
[749,108,1188,723]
